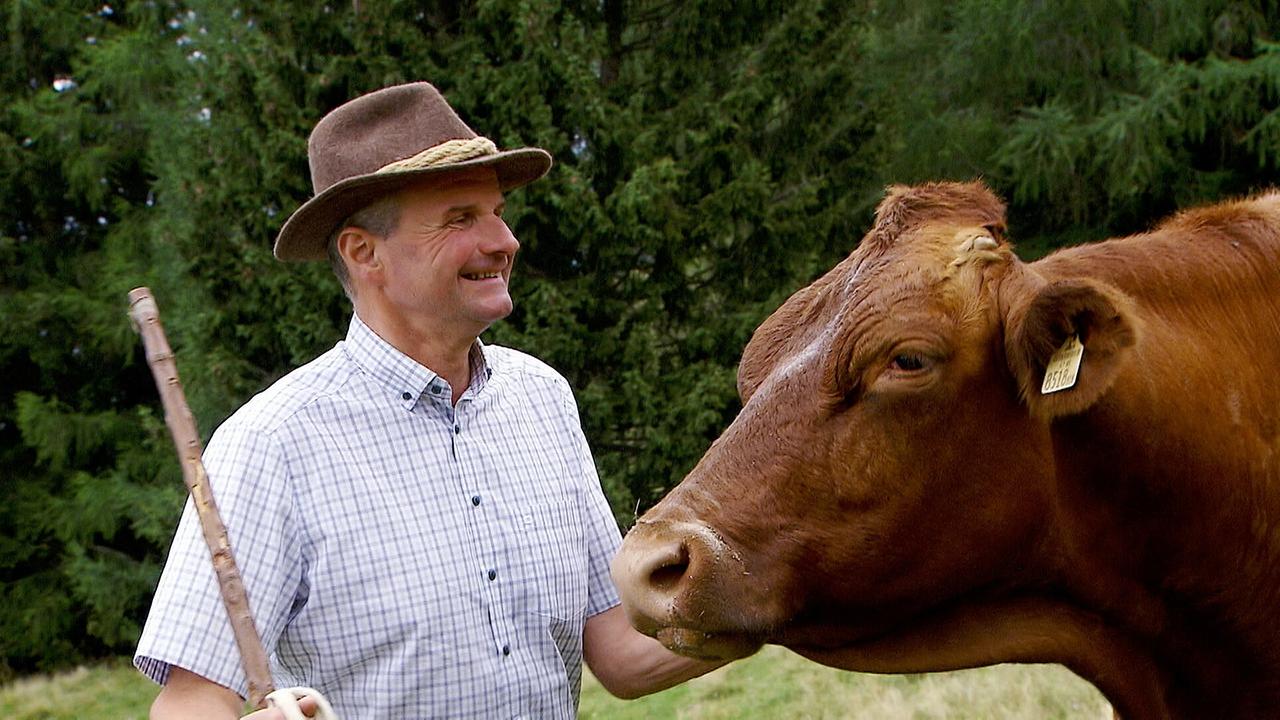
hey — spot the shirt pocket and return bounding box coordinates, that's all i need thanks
[518,496,588,622]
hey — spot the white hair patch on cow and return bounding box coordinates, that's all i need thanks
[951,229,1003,268]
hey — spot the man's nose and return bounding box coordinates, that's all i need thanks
[482,217,520,256]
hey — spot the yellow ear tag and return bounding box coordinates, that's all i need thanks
[1040,335,1084,394]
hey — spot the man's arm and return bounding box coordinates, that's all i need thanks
[150,667,318,720]
[582,605,729,699]
[150,667,242,720]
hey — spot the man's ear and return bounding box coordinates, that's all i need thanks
[1003,278,1140,420]
[338,227,381,285]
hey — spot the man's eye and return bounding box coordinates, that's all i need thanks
[448,215,474,227]
[889,354,929,372]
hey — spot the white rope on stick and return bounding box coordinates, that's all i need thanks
[266,686,340,720]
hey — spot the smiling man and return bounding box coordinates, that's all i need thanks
[134,82,721,719]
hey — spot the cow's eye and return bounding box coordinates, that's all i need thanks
[889,353,931,373]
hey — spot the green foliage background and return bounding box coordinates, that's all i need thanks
[1,0,1276,676]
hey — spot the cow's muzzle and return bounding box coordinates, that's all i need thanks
[611,518,766,660]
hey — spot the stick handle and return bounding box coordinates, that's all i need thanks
[128,287,276,709]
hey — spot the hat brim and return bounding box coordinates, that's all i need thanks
[273,147,552,261]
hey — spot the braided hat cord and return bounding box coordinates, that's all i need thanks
[375,137,499,174]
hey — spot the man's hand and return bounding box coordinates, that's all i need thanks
[241,695,320,719]
[583,604,729,699]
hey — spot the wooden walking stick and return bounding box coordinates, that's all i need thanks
[129,287,337,720]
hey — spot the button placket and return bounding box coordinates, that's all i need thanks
[448,405,515,664]
[454,400,464,435]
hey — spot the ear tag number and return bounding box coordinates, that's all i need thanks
[1041,335,1084,395]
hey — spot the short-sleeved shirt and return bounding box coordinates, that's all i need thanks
[134,314,623,719]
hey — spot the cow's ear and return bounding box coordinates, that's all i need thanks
[1004,278,1139,420]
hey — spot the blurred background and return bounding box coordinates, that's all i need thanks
[1,0,1277,713]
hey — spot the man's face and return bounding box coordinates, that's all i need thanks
[375,167,519,340]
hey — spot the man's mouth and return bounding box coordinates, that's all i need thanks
[461,272,502,281]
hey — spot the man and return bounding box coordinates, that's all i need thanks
[135,82,721,719]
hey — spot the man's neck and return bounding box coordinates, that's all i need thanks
[355,303,481,405]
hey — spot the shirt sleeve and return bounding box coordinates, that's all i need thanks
[133,415,304,698]
[557,380,623,619]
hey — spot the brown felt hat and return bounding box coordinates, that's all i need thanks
[274,82,552,261]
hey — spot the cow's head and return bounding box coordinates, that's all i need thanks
[611,181,1139,667]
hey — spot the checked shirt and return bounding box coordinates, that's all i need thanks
[134,314,623,719]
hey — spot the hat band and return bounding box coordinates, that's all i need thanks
[375,137,499,175]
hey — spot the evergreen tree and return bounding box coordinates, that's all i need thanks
[857,0,1280,250]
[1,0,194,675]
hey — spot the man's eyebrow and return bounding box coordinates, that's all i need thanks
[443,201,505,215]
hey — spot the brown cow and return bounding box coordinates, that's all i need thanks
[611,181,1280,719]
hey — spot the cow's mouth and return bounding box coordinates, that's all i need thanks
[653,626,766,660]
[650,609,927,663]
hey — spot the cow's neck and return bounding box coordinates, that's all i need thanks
[1008,224,1280,712]
[792,593,1176,718]
[1042,374,1280,716]
[1019,224,1280,716]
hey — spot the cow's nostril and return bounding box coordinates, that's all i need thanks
[640,539,691,593]
[648,557,689,591]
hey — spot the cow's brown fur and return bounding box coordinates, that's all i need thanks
[612,182,1280,719]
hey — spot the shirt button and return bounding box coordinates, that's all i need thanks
[430,384,441,395]
[502,644,510,656]
[488,569,497,581]
[471,495,481,506]
[401,391,411,401]
[454,425,461,435]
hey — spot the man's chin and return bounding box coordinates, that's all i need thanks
[467,299,513,328]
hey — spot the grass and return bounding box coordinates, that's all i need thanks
[0,658,155,720]
[582,647,1110,719]
[1,649,1110,719]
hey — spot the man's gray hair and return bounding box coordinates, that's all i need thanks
[326,193,402,299]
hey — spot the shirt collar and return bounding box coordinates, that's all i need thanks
[342,314,493,410]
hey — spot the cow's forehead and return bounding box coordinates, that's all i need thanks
[844,220,1010,307]
[739,182,1013,398]
[740,226,1006,393]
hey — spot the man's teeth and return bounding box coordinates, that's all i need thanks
[464,272,500,280]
